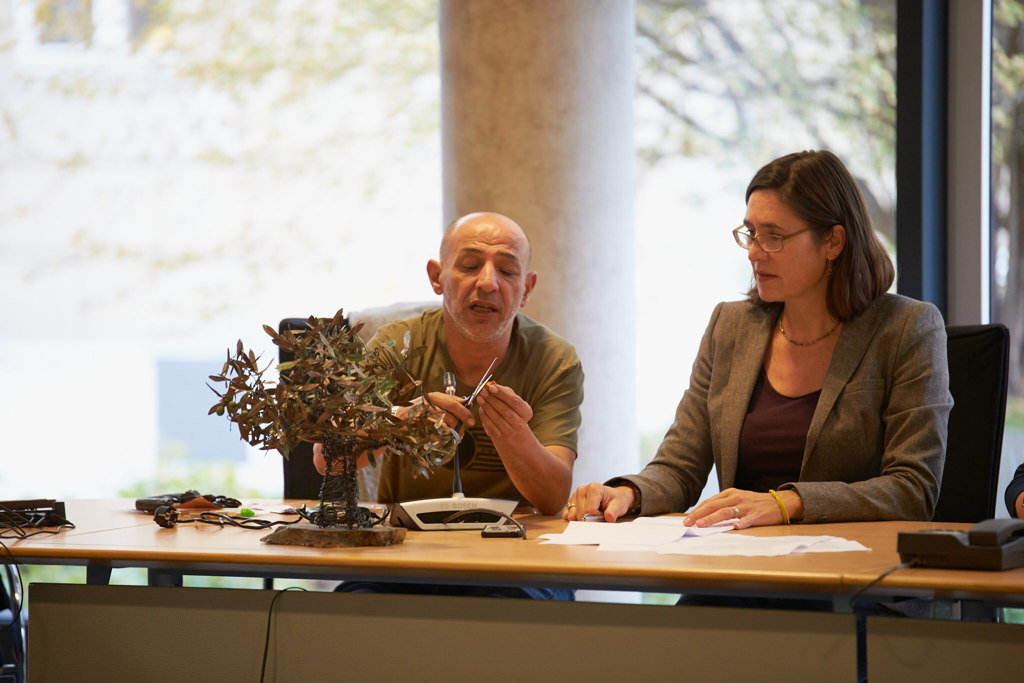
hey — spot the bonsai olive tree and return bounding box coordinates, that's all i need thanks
[208,310,455,529]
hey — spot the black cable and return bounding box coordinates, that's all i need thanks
[154,506,310,530]
[187,511,304,529]
[259,586,306,683]
[439,508,527,539]
[848,559,917,609]
[0,503,75,540]
[0,526,73,541]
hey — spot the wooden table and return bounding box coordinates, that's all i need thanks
[9,500,1024,682]
[5,499,1004,598]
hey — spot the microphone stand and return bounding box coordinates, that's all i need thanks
[390,363,517,531]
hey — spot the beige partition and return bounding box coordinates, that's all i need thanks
[30,583,856,682]
[868,616,1024,682]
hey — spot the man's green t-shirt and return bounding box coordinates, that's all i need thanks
[370,309,584,509]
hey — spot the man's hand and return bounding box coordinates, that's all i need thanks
[564,483,635,522]
[473,381,572,515]
[312,392,474,475]
[474,382,532,440]
[418,392,474,431]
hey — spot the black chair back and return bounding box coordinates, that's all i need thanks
[933,324,1010,523]
[277,316,345,500]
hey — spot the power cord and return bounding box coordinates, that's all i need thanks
[153,506,311,529]
[848,559,917,609]
[260,586,306,683]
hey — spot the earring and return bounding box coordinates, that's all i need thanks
[826,259,833,277]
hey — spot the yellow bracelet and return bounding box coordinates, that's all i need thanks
[769,489,790,525]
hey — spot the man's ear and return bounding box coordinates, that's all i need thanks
[426,260,443,295]
[519,271,538,307]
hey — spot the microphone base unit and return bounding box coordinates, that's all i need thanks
[391,494,518,531]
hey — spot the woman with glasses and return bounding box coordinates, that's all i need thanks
[566,150,952,529]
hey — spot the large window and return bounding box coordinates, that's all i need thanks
[992,0,1024,509]
[633,0,897,489]
[0,0,900,504]
[0,0,442,500]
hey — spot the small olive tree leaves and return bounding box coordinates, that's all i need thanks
[208,309,455,476]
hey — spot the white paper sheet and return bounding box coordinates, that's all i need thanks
[539,517,736,548]
[655,534,868,556]
[538,516,869,556]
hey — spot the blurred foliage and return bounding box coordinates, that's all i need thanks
[133,0,439,139]
[117,458,268,499]
[35,0,94,44]
[1004,396,1024,431]
[16,564,335,594]
[993,0,1024,396]
[636,0,897,237]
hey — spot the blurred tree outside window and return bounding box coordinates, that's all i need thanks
[0,0,443,499]
[35,0,93,44]
[632,0,897,497]
[992,0,1024,507]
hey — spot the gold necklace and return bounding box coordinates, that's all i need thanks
[778,318,840,346]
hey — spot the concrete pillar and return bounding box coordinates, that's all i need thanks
[440,0,637,489]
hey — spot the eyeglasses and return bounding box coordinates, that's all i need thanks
[732,225,815,253]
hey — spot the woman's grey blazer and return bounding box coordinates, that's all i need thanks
[622,293,952,523]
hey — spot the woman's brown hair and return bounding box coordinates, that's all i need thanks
[744,150,894,321]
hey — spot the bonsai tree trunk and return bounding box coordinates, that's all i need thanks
[314,434,379,529]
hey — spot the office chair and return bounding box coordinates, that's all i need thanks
[277,302,441,502]
[276,315,341,502]
[0,563,25,683]
[932,323,1010,523]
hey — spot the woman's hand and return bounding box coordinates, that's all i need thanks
[563,482,636,522]
[683,487,804,529]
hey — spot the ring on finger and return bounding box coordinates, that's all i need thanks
[731,506,741,518]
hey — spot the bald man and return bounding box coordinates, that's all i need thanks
[373,211,583,516]
[315,212,582,514]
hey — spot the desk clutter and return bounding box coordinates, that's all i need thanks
[0,499,72,538]
[134,490,242,513]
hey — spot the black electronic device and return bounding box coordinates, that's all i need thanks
[391,495,518,531]
[0,499,67,528]
[481,524,524,538]
[897,518,1024,570]
[135,490,241,513]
